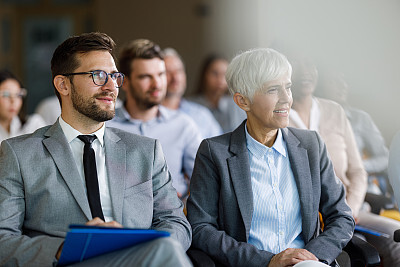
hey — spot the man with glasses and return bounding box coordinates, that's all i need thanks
[108,39,202,201]
[0,32,192,266]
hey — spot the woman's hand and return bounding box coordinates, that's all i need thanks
[268,248,318,267]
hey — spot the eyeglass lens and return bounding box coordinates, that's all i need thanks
[0,89,27,99]
[92,70,124,88]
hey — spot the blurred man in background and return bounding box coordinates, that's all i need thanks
[108,39,201,200]
[162,48,222,138]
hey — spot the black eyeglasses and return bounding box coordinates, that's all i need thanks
[62,70,124,88]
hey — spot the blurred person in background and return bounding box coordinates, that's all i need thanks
[317,71,392,198]
[162,48,222,138]
[389,132,400,212]
[0,70,46,142]
[387,65,400,214]
[108,39,201,200]
[189,54,246,132]
[288,56,400,266]
[34,95,61,125]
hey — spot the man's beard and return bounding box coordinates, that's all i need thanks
[165,87,185,98]
[128,84,161,110]
[71,83,116,122]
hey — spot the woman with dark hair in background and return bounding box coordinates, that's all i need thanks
[0,70,45,142]
[190,54,246,133]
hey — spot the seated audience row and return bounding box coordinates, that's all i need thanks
[0,31,397,266]
[35,51,246,136]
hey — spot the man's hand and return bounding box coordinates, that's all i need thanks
[55,218,123,259]
[268,248,319,267]
[85,217,123,228]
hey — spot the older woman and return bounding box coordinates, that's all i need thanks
[186,48,354,267]
[289,57,400,266]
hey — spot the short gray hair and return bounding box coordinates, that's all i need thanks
[226,48,292,100]
[163,47,185,67]
[163,47,179,57]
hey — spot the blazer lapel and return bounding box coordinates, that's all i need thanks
[104,128,125,223]
[43,122,92,220]
[282,128,314,240]
[227,122,253,240]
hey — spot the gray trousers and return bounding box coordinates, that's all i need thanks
[69,237,192,267]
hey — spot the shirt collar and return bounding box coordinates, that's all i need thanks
[9,116,22,136]
[245,124,287,159]
[59,116,105,146]
[116,104,170,123]
[290,97,320,131]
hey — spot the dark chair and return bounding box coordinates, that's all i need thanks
[364,192,396,214]
[364,173,398,214]
[394,229,400,242]
[187,235,381,267]
[345,235,381,267]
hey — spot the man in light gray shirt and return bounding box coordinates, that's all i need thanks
[108,39,202,199]
[161,48,222,139]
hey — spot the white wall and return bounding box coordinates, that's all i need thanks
[204,0,400,145]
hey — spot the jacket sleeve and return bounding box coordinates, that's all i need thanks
[304,132,355,264]
[0,140,64,267]
[150,139,192,251]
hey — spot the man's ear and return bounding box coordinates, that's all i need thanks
[53,75,70,97]
[233,92,251,112]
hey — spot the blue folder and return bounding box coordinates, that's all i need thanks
[58,224,170,266]
[355,225,390,238]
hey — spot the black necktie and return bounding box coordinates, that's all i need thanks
[77,135,105,221]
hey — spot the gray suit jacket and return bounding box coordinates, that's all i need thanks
[0,121,191,266]
[187,121,354,267]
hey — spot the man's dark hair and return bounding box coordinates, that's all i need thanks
[118,39,164,78]
[51,32,116,104]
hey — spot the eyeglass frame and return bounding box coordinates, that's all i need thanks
[0,88,28,99]
[61,70,125,88]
